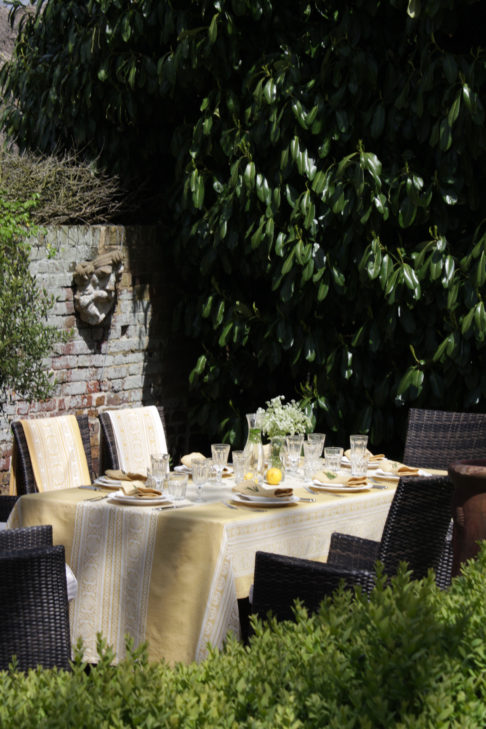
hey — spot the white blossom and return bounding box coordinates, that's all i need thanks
[256,395,312,438]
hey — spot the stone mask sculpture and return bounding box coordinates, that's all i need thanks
[73,250,124,326]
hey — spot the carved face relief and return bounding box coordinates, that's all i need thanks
[73,250,124,325]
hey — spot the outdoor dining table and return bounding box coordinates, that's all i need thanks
[7,473,401,665]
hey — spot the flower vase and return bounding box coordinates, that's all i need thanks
[244,413,264,479]
[269,435,286,482]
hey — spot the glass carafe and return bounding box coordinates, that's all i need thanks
[244,413,264,478]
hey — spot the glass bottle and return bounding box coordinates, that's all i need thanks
[244,413,264,479]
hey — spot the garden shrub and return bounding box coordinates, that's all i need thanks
[2,548,486,728]
[2,1,486,448]
[0,195,65,405]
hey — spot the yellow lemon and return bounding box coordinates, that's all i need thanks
[266,467,282,485]
[244,471,255,481]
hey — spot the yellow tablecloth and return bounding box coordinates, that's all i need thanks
[8,479,398,665]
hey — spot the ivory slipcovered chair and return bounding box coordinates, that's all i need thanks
[10,414,93,495]
[98,405,168,473]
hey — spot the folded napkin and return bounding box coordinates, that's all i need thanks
[119,482,163,498]
[180,452,206,468]
[232,482,293,498]
[344,449,385,462]
[379,460,419,476]
[314,470,368,487]
[105,469,147,482]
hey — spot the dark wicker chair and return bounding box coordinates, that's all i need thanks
[11,414,93,495]
[403,408,486,589]
[0,544,71,671]
[251,476,453,624]
[98,406,167,472]
[0,524,53,550]
[0,495,19,523]
[403,408,486,470]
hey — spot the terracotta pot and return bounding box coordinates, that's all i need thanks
[448,458,486,576]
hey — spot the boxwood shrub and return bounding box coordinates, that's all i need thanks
[2,547,486,728]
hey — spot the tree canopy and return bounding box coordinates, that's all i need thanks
[2,0,486,448]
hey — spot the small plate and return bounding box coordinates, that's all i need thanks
[311,480,371,493]
[108,489,172,506]
[231,493,299,507]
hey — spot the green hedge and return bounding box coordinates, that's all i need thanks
[2,548,486,728]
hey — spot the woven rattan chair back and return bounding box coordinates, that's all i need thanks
[11,414,93,495]
[0,544,71,671]
[0,524,53,551]
[377,476,453,579]
[403,408,486,470]
[98,406,167,472]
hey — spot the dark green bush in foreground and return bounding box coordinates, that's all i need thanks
[2,547,486,728]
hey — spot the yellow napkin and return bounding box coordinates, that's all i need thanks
[232,482,293,498]
[379,460,419,476]
[344,449,385,462]
[105,469,147,482]
[120,481,163,498]
[314,470,368,487]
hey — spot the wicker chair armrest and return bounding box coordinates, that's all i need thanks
[327,532,380,570]
[251,551,375,623]
[435,519,453,590]
[0,524,53,551]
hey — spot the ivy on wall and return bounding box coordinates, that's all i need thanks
[2,0,485,448]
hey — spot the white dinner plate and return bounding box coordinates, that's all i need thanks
[231,493,299,507]
[372,470,400,481]
[94,477,125,489]
[311,480,371,493]
[341,457,379,470]
[108,489,173,506]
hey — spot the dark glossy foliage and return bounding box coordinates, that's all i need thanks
[2,0,486,448]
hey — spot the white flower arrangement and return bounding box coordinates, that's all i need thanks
[256,395,312,438]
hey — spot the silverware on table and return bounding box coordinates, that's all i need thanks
[154,503,193,511]
[86,494,110,502]
[298,497,315,502]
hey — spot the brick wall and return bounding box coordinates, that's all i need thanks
[0,225,192,491]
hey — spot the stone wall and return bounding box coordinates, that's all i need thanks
[0,225,192,490]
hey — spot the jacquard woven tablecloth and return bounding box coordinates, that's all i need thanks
[8,478,399,665]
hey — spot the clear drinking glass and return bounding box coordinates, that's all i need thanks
[324,446,343,472]
[191,459,209,502]
[349,434,368,453]
[350,451,369,477]
[167,473,188,500]
[150,453,169,490]
[232,450,248,483]
[307,433,326,457]
[286,435,303,474]
[211,443,231,483]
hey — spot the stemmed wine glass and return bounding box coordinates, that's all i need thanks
[211,444,231,483]
[192,459,209,502]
